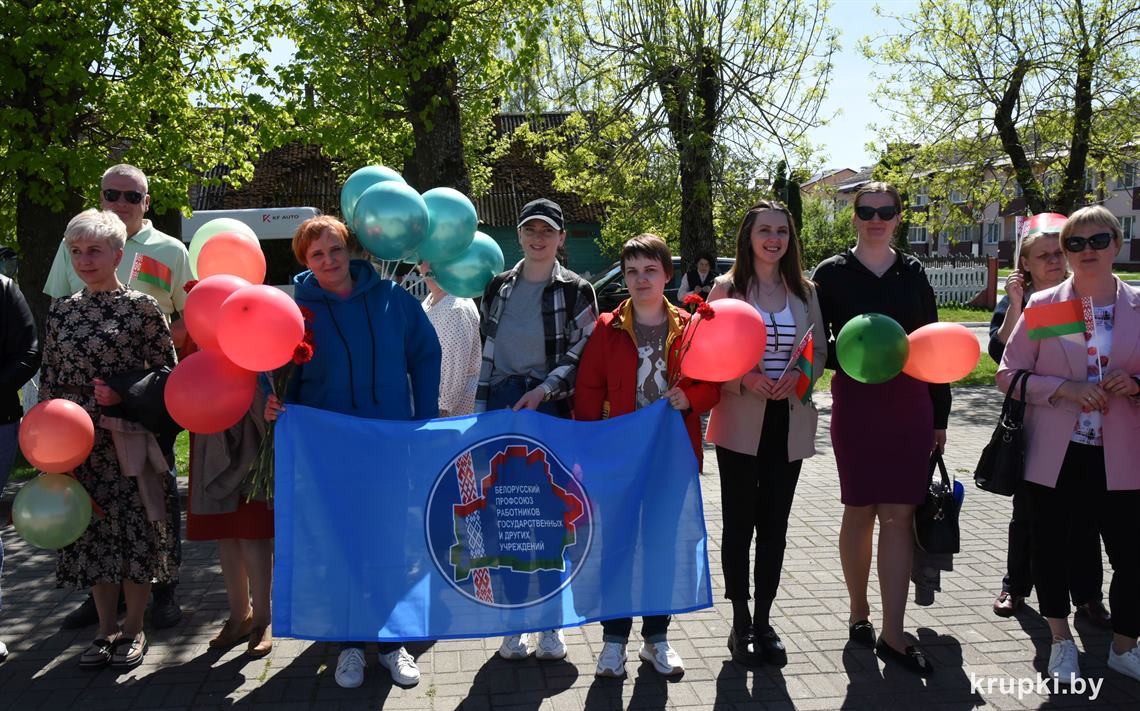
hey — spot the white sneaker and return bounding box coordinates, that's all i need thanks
[498,634,533,660]
[1047,638,1081,685]
[378,647,420,686]
[334,647,366,688]
[535,629,567,660]
[639,640,684,676]
[1108,645,1140,683]
[595,641,627,677]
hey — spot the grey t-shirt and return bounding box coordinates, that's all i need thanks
[491,277,548,383]
[634,320,669,409]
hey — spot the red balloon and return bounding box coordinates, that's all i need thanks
[19,399,95,473]
[183,274,251,350]
[164,349,257,434]
[903,322,981,383]
[197,232,266,284]
[679,299,767,381]
[217,285,305,372]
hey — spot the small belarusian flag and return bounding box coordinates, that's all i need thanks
[129,253,172,292]
[1025,298,1086,340]
[781,327,815,404]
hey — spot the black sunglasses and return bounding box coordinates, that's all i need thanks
[1064,232,1113,252]
[102,189,146,205]
[854,205,899,221]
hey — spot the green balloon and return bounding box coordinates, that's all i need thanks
[12,473,93,549]
[431,232,504,298]
[189,218,259,278]
[836,313,910,384]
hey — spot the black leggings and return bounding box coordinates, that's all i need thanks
[1026,442,1140,638]
[716,400,802,604]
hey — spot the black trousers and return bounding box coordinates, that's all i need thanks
[716,400,802,603]
[601,615,671,643]
[1003,484,1103,602]
[1026,443,1140,637]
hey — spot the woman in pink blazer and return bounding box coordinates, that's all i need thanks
[997,206,1140,687]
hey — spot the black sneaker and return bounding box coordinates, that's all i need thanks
[61,595,100,630]
[149,587,182,629]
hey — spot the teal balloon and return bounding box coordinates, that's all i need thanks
[836,313,910,384]
[351,182,429,261]
[419,187,477,264]
[340,165,405,227]
[12,473,93,549]
[431,232,504,298]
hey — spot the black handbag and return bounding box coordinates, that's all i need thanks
[914,451,960,555]
[974,369,1029,496]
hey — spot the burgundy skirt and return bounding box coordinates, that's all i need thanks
[830,371,934,506]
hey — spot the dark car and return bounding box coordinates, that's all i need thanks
[591,257,735,313]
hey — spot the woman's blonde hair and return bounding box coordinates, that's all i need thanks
[1059,205,1123,249]
[64,209,127,251]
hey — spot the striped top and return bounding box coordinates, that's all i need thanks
[758,301,797,378]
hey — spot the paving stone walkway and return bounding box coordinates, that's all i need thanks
[2,385,1138,709]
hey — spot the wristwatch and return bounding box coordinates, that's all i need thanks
[540,383,553,402]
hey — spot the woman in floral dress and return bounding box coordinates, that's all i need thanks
[40,209,179,669]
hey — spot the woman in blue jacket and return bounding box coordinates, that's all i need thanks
[266,215,441,689]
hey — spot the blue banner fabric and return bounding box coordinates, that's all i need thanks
[272,400,713,641]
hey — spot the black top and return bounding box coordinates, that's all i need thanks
[0,275,41,425]
[812,249,952,429]
[987,294,1012,365]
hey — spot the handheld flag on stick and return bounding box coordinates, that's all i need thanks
[781,327,815,404]
[1024,299,1084,341]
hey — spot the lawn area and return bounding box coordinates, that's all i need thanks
[937,305,992,322]
[9,430,190,484]
[814,355,996,394]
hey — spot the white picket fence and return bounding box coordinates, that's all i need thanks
[923,259,988,305]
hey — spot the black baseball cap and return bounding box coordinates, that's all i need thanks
[517,198,564,231]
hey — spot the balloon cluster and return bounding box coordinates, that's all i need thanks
[340,166,504,298]
[837,314,980,384]
[165,219,304,434]
[13,399,96,549]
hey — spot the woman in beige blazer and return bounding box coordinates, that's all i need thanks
[706,200,827,667]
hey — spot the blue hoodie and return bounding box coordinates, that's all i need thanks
[286,260,441,421]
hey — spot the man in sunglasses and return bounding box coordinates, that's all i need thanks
[43,163,192,632]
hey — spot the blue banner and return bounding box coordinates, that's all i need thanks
[273,400,713,641]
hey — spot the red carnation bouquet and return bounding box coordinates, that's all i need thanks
[247,306,315,503]
[671,294,716,388]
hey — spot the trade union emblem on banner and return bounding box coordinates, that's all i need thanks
[425,436,593,609]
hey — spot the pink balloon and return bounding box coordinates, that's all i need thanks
[183,274,251,350]
[19,399,95,473]
[679,300,767,381]
[164,350,257,434]
[217,285,305,372]
[903,322,981,383]
[197,232,266,284]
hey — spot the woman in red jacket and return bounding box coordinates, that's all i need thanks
[574,233,720,679]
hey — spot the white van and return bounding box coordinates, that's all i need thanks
[182,208,321,292]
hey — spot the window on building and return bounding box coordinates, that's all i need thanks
[1085,167,1097,193]
[1121,216,1135,242]
[908,226,928,243]
[954,225,972,244]
[986,222,1000,244]
[1014,180,1024,198]
[913,184,929,206]
[1115,163,1137,190]
[1043,172,1059,194]
[949,189,966,204]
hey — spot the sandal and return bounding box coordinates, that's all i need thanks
[246,623,273,657]
[79,636,117,669]
[209,614,254,650]
[110,632,147,668]
[874,639,934,677]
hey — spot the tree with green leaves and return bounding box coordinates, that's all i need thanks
[864,0,1140,228]
[799,195,855,267]
[540,0,836,267]
[1,0,283,327]
[277,0,549,195]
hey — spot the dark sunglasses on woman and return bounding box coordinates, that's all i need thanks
[102,189,146,204]
[854,205,899,221]
[1064,233,1113,252]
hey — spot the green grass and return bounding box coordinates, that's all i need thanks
[9,430,191,483]
[998,268,1140,281]
[937,305,991,322]
[814,356,996,395]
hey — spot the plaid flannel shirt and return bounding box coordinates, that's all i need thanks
[474,260,598,412]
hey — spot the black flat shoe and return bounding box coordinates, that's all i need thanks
[874,639,934,677]
[849,620,876,648]
[727,627,763,666]
[755,625,787,666]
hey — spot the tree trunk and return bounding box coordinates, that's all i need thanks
[16,175,84,341]
[993,57,1047,213]
[1058,42,1095,214]
[677,146,717,267]
[400,1,470,194]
